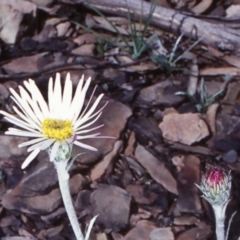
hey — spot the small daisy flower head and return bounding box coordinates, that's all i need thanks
[0,73,107,169]
[196,165,231,206]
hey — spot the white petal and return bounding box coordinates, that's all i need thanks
[27,139,55,151]
[11,87,41,125]
[76,133,100,139]
[73,141,97,151]
[74,113,102,132]
[75,125,103,134]
[6,130,43,138]
[2,112,40,132]
[74,100,106,129]
[62,73,73,114]
[12,106,41,131]
[48,77,54,115]
[7,127,39,134]
[39,139,55,150]
[21,148,40,169]
[53,73,62,118]
[19,137,46,148]
[68,75,85,120]
[24,79,49,117]
[72,76,91,123]
[50,141,60,161]
[19,86,43,124]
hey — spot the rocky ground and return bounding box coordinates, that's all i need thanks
[1,0,240,240]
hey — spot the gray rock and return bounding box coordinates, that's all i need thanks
[91,184,131,232]
[0,0,37,44]
[223,149,238,163]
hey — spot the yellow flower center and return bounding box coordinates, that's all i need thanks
[42,118,73,141]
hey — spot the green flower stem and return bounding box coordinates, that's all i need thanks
[54,160,84,240]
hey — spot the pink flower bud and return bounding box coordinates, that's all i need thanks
[196,165,231,206]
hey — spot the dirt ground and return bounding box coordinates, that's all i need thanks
[1,0,240,239]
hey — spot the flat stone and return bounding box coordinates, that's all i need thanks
[223,149,238,163]
[2,161,85,214]
[73,99,132,164]
[90,140,123,181]
[0,0,37,44]
[159,112,209,145]
[177,224,212,240]
[126,184,158,204]
[135,145,178,195]
[124,220,156,240]
[138,80,184,106]
[0,136,27,159]
[150,228,174,240]
[91,184,131,232]
[176,155,202,213]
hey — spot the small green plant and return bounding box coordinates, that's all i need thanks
[75,0,157,59]
[151,33,204,73]
[176,77,228,112]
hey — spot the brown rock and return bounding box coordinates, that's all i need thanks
[126,184,158,204]
[2,161,85,215]
[176,155,202,213]
[177,224,212,240]
[90,140,123,181]
[124,220,156,240]
[73,99,132,164]
[91,184,131,232]
[138,80,184,106]
[159,112,209,145]
[135,145,178,195]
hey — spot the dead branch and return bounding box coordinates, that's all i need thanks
[76,0,240,68]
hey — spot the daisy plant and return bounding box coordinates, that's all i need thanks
[0,73,108,240]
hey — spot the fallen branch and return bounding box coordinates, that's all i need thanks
[75,0,240,68]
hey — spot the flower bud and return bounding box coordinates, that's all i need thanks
[196,165,231,207]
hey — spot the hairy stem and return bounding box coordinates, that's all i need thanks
[54,160,84,240]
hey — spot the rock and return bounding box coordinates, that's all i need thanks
[128,116,163,145]
[73,99,132,164]
[126,184,158,205]
[90,184,131,232]
[177,223,212,240]
[223,149,238,163]
[27,0,54,7]
[174,215,200,225]
[124,220,156,240]
[175,155,202,213]
[56,22,71,37]
[0,136,27,159]
[1,237,37,240]
[150,228,174,240]
[90,141,123,181]
[138,80,184,106]
[0,0,37,44]
[3,53,49,74]
[2,161,85,214]
[159,112,209,145]
[135,145,178,195]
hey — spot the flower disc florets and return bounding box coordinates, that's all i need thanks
[42,119,73,141]
[196,166,231,206]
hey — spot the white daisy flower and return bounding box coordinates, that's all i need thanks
[0,73,107,169]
